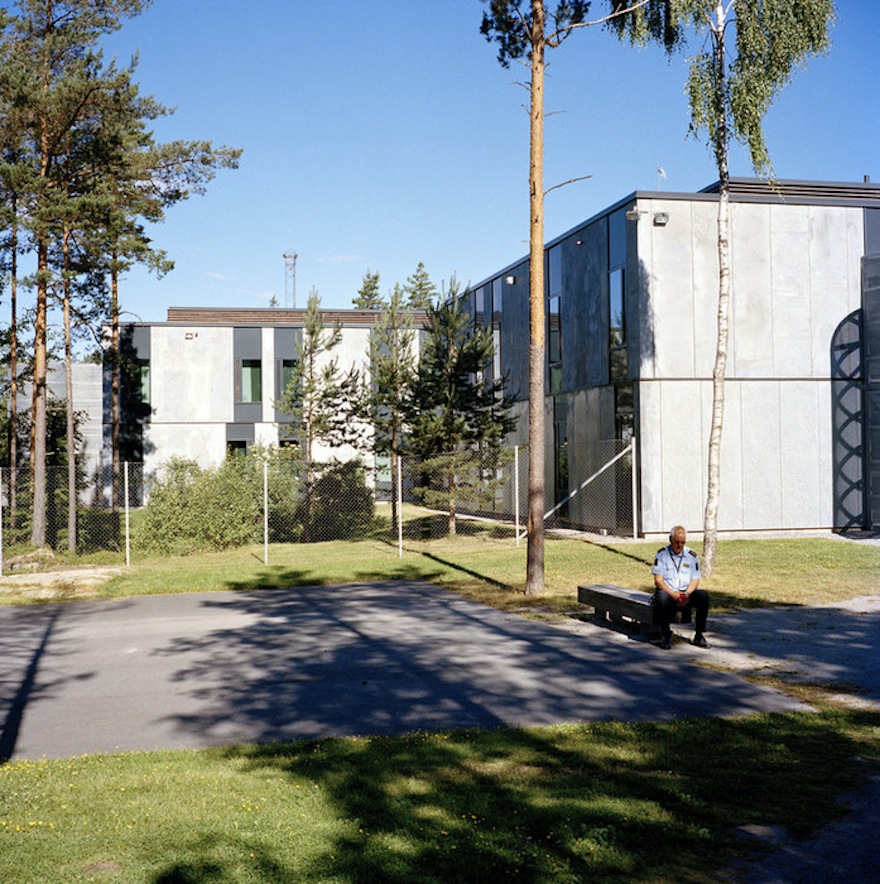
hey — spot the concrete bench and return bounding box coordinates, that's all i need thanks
[577,583,691,635]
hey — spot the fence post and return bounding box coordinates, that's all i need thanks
[263,461,269,566]
[514,445,521,546]
[124,461,131,568]
[0,467,4,577]
[631,436,639,540]
[397,455,403,557]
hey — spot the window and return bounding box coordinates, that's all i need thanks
[492,278,503,379]
[278,358,297,395]
[548,245,562,298]
[492,277,503,322]
[607,211,630,441]
[548,295,562,394]
[137,361,150,405]
[547,245,564,394]
[609,268,625,349]
[239,359,262,403]
[227,440,247,458]
[553,397,569,515]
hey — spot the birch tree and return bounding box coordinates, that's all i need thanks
[610,0,834,574]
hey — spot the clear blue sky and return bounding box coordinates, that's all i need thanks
[96,0,879,321]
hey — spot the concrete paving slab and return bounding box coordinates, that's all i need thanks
[0,581,808,761]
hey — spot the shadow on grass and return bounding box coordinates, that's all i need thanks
[378,513,516,542]
[224,563,445,592]
[580,537,655,567]
[147,709,879,882]
[416,551,517,592]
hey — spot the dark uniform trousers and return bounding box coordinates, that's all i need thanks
[652,588,709,640]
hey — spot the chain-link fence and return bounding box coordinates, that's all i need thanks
[1,439,635,569]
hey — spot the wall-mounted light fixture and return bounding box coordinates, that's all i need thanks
[505,275,516,285]
[653,212,670,226]
[625,208,645,222]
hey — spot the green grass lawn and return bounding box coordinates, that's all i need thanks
[2,709,878,883]
[60,522,880,615]
[2,524,879,881]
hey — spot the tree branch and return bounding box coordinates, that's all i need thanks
[565,0,653,33]
[544,174,592,197]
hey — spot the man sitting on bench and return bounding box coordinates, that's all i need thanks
[652,525,710,650]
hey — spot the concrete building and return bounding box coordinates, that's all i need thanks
[109,177,880,537]
[110,308,406,476]
[464,177,880,538]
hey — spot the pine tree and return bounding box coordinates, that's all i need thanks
[352,269,382,309]
[403,261,438,310]
[275,289,360,541]
[0,3,240,542]
[356,282,416,527]
[407,281,516,535]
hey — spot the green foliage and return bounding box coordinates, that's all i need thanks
[300,460,375,542]
[611,0,835,176]
[408,283,517,531]
[136,457,262,555]
[480,1,590,66]
[275,288,360,458]
[275,288,361,541]
[0,0,240,547]
[134,448,375,553]
[402,261,438,309]
[255,444,304,543]
[352,269,382,308]
[358,282,416,457]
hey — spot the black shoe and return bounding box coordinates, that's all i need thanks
[693,634,710,649]
[660,637,672,650]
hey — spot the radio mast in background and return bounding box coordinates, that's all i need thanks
[283,250,298,308]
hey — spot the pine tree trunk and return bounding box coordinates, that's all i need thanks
[525,0,546,595]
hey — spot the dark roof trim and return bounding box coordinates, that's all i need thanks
[164,307,430,327]
[467,177,880,292]
[700,176,880,206]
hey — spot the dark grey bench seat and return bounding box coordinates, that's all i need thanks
[578,583,690,635]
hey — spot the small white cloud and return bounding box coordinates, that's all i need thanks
[208,271,227,281]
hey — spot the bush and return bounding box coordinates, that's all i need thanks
[136,457,262,554]
[135,452,374,552]
[300,460,375,542]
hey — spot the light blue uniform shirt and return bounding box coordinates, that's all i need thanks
[652,545,701,592]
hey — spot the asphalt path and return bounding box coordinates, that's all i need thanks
[0,581,810,762]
